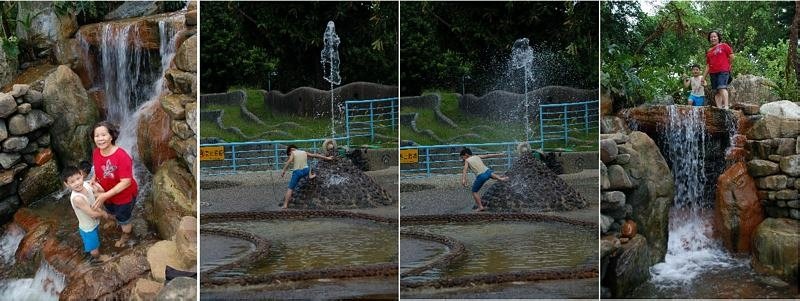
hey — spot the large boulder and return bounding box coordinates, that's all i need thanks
[751,218,800,284]
[175,216,197,267]
[730,75,779,104]
[619,131,674,263]
[148,159,195,240]
[146,240,192,282]
[155,277,196,301]
[779,155,800,176]
[104,1,159,21]
[136,101,177,173]
[603,234,652,297]
[0,46,17,88]
[18,160,60,205]
[59,242,155,300]
[43,65,99,168]
[7,110,53,135]
[16,2,78,49]
[714,162,764,253]
[747,115,800,139]
[174,35,196,72]
[760,100,800,119]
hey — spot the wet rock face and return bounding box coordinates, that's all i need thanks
[714,162,764,253]
[290,157,393,209]
[43,65,98,168]
[481,153,587,212]
[602,234,651,297]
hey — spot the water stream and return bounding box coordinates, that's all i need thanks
[321,20,341,138]
[511,38,534,142]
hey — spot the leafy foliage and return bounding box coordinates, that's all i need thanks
[400,1,598,96]
[602,1,798,107]
[200,2,398,93]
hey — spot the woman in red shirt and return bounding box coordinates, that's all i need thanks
[705,30,734,109]
[91,121,139,248]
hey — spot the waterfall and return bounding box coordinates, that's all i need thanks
[0,261,65,300]
[0,224,24,265]
[649,105,738,286]
[96,15,182,197]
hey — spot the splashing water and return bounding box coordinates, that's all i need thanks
[321,21,341,138]
[511,38,534,142]
[0,224,24,265]
[0,261,66,300]
[97,14,183,198]
[325,174,349,187]
[650,106,737,286]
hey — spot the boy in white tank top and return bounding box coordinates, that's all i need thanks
[459,147,509,211]
[62,166,111,262]
[280,144,334,209]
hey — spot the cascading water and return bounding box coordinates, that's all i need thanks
[511,38,534,142]
[649,106,737,286]
[0,261,66,300]
[0,224,23,265]
[321,20,341,138]
[96,14,183,197]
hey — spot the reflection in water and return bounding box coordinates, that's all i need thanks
[402,221,595,281]
[205,218,396,277]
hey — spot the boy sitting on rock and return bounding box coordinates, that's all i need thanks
[62,166,111,263]
[280,144,333,209]
[459,147,509,212]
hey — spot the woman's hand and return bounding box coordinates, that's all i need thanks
[93,192,108,209]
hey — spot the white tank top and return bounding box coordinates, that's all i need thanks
[690,76,705,96]
[292,150,309,170]
[466,155,489,175]
[70,182,99,232]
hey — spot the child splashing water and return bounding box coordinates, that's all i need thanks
[459,148,509,212]
[281,145,334,209]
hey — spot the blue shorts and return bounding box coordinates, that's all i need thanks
[104,195,136,225]
[288,167,310,190]
[471,169,494,193]
[79,226,100,253]
[688,95,704,106]
[710,72,730,90]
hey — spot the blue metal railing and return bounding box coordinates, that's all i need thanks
[345,97,398,144]
[200,99,597,176]
[200,137,347,176]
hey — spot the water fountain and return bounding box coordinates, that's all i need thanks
[511,38,534,142]
[321,20,341,138]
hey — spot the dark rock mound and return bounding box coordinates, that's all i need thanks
[483,153,587,212]
[290,157,393,209]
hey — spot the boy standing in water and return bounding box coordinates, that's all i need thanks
[62,166,111,263]
[280,145,334,209]
[683,64,706,106]
[460,148,509,212]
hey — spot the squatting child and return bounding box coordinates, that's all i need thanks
[683,64,706,106]
[62,166,111,263]
[280,145,333,209]
[459,148,509,212]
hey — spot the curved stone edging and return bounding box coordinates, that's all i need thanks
[400,230,466,277]
[199,227,271,282]
[200,210,398,287]
[401,265,598,289]
[401,212,597,230]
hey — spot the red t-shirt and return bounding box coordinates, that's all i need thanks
[93,147,138,205]
[706,43,733,74]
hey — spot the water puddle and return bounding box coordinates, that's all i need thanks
[204,218,396,277]
[401,221,595,281]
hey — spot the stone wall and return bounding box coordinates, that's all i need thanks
[0,85,58,225]
[263,82,398,117]
[459,86,597,119]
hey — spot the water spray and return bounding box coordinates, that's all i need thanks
[321,21,341,139]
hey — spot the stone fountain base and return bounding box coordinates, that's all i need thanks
[289,157,393,209]
[483,153,588,212]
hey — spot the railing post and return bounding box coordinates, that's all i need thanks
[539,105,545,150]
[425,147,431,177]
[563,105,568,146]
[506,143,512,169]
[345,101,351,146]
[369,101,375,143]
[391,98,396,130]
[231,144,237,174]
[584,102,589,134]
[273,143,279,170]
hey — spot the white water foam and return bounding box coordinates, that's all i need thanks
[0,261,66,301]
[0,224,24,265]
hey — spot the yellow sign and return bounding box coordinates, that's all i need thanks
[400,149,418,164]
[200,146,225,161]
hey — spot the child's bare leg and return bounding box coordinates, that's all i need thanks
[281,189,293,209]
[115,224,132,248]
[491,173,508,181]
[687,98,694,106]
[472,192,485,211]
